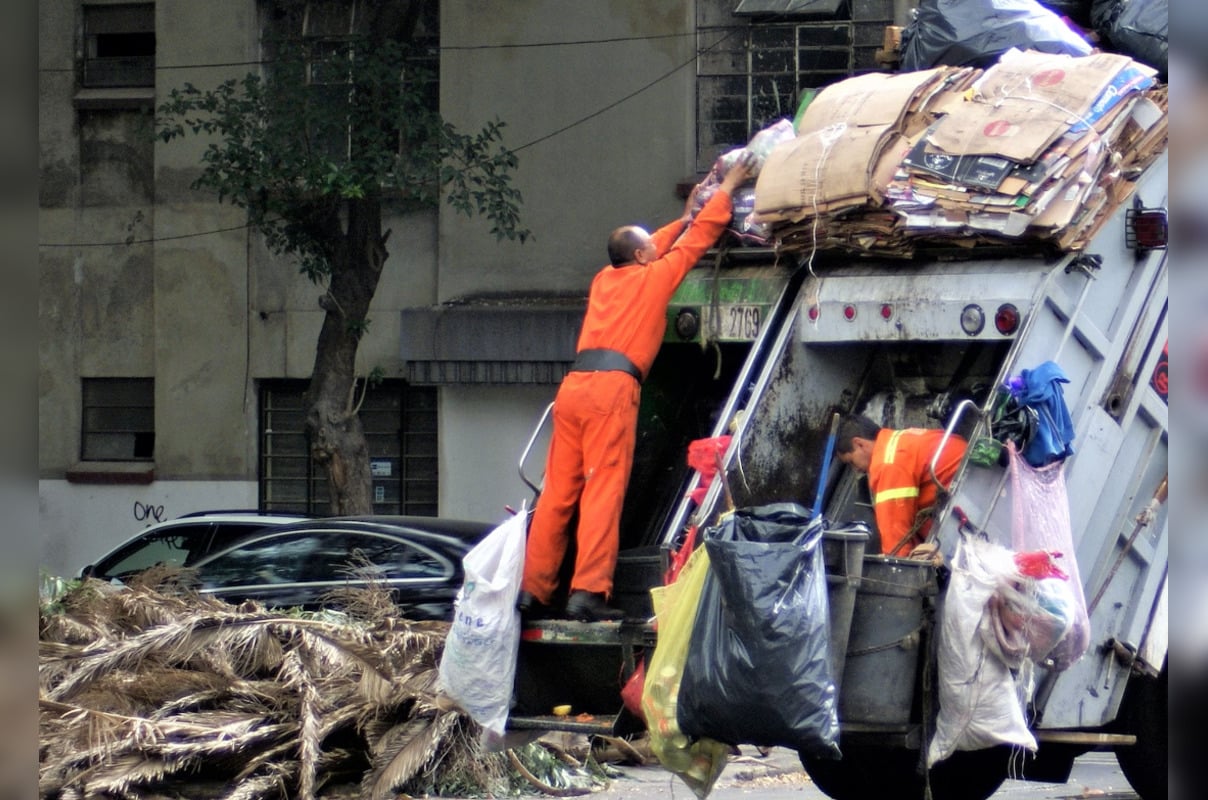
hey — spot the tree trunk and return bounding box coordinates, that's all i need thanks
[302,4,421,517]
[304,196,388,515]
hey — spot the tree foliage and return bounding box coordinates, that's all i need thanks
[156,31,528,282]
[155,2,529,515]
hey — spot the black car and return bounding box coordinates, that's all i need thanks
[189,516,494,619]
[80,511,311,581]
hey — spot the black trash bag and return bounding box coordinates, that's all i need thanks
[900,0,1092,72]
[677,503,842,759]
[1091,0,1167,77]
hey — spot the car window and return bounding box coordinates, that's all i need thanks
[196,530,449,587]
[92,525,214,579]
[197,533,318,587]
[208,523,276,554]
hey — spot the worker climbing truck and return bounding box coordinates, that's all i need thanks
[505,74,1168,800]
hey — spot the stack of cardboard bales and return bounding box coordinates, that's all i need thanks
[752,49,1167,257]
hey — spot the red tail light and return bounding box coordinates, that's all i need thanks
[995,304,1020,335]
[1126,206,1168,250]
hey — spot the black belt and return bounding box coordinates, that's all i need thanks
[570,348,643,382]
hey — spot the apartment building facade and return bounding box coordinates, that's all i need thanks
[39,0,897,575]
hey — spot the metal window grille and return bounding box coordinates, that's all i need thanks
[82,3,156,88]
[81,378,155,461]
[285,0,439,162]
[259,380,438,516]
[697,21,854,172]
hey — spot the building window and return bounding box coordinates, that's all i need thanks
[697,20,852,172]
[81,378,155,461]
[695,0,894,172]
[82,3,156,88]
[265,0,440,162]
[260,380,438,516]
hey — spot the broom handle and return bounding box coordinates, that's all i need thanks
[813,412,841,519]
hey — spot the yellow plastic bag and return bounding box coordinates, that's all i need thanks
[641,546,730,798]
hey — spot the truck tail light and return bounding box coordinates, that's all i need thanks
[1126,203,1168,250]
[995,303,1020,335]
[960,304,985,335]
[880,304,893,320]
[843,304,857,321]
[808,304,820,322]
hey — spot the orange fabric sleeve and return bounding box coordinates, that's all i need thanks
[575,189,734,377]
[649,217,687,256]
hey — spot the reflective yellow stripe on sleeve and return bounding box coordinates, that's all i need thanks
[883,429,906,465]
[875,486,920,504]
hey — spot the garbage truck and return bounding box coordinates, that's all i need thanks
[501,131,1168,800]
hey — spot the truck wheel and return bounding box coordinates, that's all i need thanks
[1114,664,1168,800]
[799,744,1007,800]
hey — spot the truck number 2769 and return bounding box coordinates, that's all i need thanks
[725,305,761,339]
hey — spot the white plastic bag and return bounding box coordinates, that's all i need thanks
[437,508,526,745]
[928,534,1037,767]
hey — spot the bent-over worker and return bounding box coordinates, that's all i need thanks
[518,154,757,622]
[835,414,967,558]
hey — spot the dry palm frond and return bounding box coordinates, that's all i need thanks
[41,699,294,775]
[69,751,175,798]
[279,647,323,800]
[361,710,458,800]
[46,613,391,702]
[319,576,399,628]
[39,611,108,648]
[70,666,232,717]
[221,771,290,800]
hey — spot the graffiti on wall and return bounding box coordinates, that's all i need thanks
[133,500,166,524]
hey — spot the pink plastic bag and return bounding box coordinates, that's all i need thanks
[1006,442,1089,670]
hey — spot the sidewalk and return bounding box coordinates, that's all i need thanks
[595,746,819,799]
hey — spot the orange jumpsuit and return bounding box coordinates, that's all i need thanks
[868,428,967,557]
[521,189,736,604]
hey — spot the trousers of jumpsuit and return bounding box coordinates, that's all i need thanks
[522,370,639,602]
[521,187,737,605]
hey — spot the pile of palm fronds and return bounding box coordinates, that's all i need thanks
[39,568,615,799]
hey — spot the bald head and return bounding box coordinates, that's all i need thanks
[608,225,653,267]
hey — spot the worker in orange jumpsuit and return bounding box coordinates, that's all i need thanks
[518,155,757,622]
[835,414,967,557]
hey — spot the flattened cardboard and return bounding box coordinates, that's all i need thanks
[797,68,945,133]
[754,122,890,215]
[930,50,1135,162]
[974,50,1135,120]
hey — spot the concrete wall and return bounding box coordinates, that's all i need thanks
[438,0,698,301]
[39,0,704,572]
[438,384,554,523]
[39,479,258,578]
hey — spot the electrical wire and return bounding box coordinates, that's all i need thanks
[37,31,702,73]
[40,26,747,248]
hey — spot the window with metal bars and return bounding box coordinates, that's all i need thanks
[259,380,438,516]
[266,0,440,163]
[81,378,155,461]
[696,20,854,173]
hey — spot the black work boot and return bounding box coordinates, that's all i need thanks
[516,591,554,621]
[564,590,625,622]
